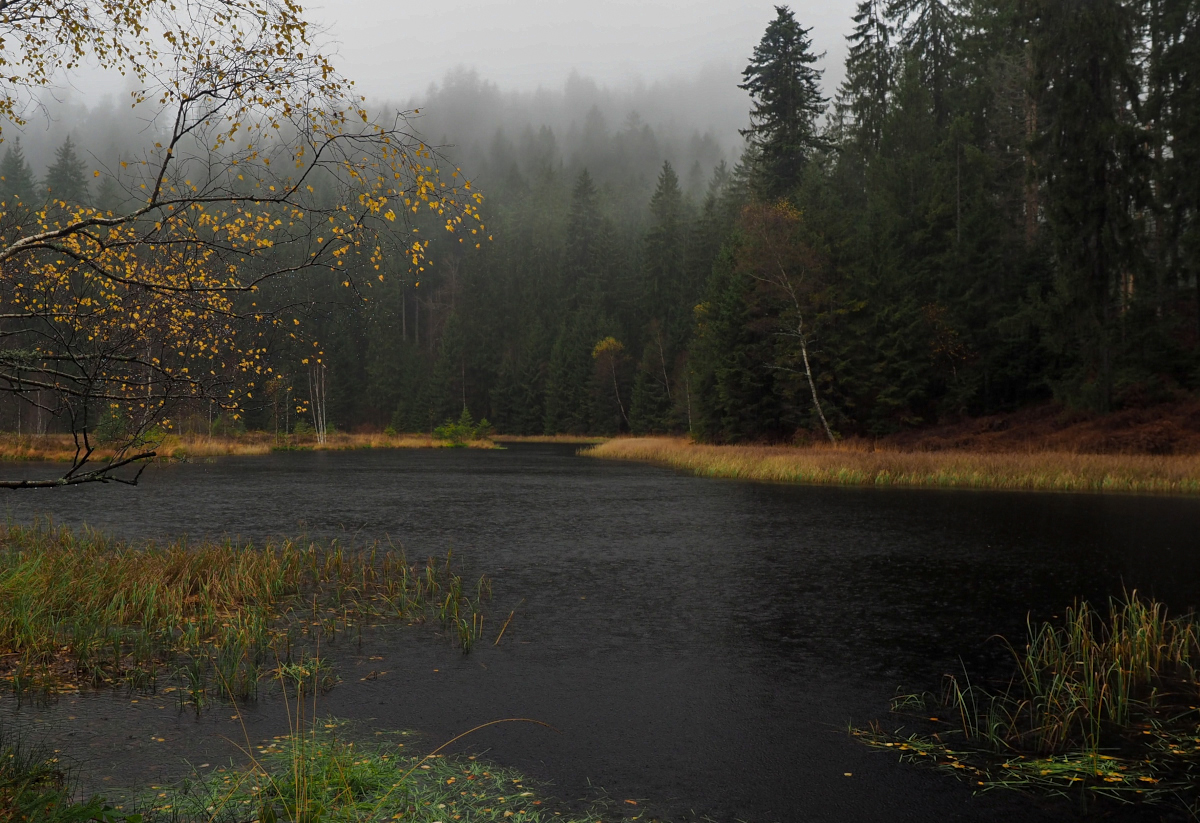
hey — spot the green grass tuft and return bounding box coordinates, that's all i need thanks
[133,720,601,823]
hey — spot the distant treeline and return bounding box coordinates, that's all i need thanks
[9,0,1199,442]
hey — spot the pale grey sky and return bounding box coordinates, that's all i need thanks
[27,0,861,169]
[309,0,860,102]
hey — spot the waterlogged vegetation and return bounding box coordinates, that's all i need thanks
[586,437,1200,495]
[0,723,122,823]
[856,595,1200,814]
[0,522,492,703]
[128,720,609,823]
[0,717,615,823]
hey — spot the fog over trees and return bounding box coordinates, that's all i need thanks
[4,0,1198,445]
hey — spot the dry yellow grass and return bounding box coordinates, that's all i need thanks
[0,431,497,462]
[492,434,610,444]
[584,436,1200,495]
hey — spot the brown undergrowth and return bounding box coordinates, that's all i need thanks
[878,400,1200,455]
[585,436,1200,494]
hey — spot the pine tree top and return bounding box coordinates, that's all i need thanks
[0,137,35,203]
[739,6,828,198]
[43,135,90,205]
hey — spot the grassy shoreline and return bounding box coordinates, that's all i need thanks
[492,434,609,445]
[584,436,1200,495]
[0,432,498,463]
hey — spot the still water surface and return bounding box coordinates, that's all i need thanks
[3,445,1199,822]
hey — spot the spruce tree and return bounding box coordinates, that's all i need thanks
[838,0,895,150]
[887,0,962,127]
[739,6,828,198]
[543,311,602,434]
[629,338,675,434]
[1154,0,1200,336]
[564,169,603,288]
[94,175,123,212]
[43,136,89,204]
[0,138,35,204]
[1031,0,1144,410]
[642,161,686,324]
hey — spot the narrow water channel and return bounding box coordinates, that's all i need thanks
[3,444,1198,822]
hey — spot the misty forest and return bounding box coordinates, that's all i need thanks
[6,1,1198,445]
[3,2,1200,822]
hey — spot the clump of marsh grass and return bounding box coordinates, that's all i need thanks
[131,719,597,823]
[0,720,130,822]
[0,522,490,703]
[856,593,1200,812]
[586,436,1200,495]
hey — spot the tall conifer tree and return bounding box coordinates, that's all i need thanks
[739,6,828,198]
[1032,0,1144,410]
[43,135,89,204]
[838,0,895,150]
[643,161,686,324]
[888,0,962,126]
[0,138,35,203]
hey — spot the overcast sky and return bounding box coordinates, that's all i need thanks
[38,0,863,160]
[308,0,861,103]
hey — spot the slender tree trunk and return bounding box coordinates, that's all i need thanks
[657,336,671,401]
[1024,43,1039,245]
[797,323,835,444]
[685,372,693,435]
[956,141,961,248]
[610,360,629,429]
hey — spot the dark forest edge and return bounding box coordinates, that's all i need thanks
[7,0,1199,474]
[254,0,1200,448]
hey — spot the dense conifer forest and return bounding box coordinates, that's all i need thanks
[5,0,1198,442]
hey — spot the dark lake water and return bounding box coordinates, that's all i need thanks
[3,445,1199,822]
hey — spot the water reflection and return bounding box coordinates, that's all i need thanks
[2,445,1198,821]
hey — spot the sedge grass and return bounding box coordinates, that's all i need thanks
[585,436,1200,495]
[0,432,498,463]
[0,522,490,702]
[856,593,1200,812]
[0,720,127,822]
[492,434,609,445]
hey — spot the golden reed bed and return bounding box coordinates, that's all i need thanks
[584,437,1200,495]
[492,434,608,444]
[0,432,496,462]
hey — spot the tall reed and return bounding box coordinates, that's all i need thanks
[858,593,1200,810]
[942,594,1199,755]
[0,522,490,702]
